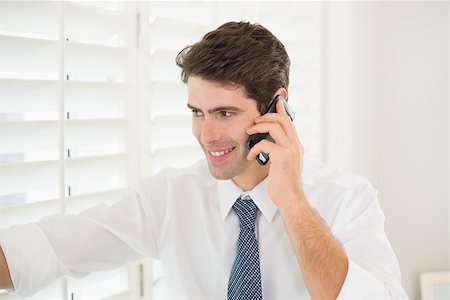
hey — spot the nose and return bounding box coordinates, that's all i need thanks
[200,118,222,146]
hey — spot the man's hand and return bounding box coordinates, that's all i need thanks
[246,99,304,209]
[0,246,13,290]
[246,100,348,299]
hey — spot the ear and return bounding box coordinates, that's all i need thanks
[272,87,288,101]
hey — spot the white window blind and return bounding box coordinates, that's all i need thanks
[143,2,212,178]
[53,1,138,298]
[0,1,138,299]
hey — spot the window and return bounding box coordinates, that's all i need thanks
[0,1,137,299]
[0,2,324,299]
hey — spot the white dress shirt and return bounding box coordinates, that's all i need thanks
[0,158,408,299]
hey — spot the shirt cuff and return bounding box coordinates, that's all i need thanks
[337,257,388,299]
[0,223,69,297]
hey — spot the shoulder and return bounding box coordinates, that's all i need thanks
[302,158,379,222]
[302,158,373,192]
[138,159,215,196]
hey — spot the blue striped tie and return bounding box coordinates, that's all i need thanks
[228,198,263,300]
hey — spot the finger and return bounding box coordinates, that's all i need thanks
[246,139,281,161]
[276,98,288,116]
[255,111,289,124]
[254,113,299,143]
[256,100,288,123]
[246,122,290,147]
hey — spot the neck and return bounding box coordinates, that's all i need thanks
[232,162,270,191]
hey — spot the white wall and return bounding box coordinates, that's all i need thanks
[324,2,448,300]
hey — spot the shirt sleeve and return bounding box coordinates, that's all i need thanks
[0,173,168,297]
[335,181,409,299]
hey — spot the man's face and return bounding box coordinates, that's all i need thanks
[187,76,264,183]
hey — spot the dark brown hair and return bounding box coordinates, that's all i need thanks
[175,21,290,114]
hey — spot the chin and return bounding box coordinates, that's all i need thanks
[207,164,235,180]
[201,144,251,180]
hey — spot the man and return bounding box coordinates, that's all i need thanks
[0,21,407,299]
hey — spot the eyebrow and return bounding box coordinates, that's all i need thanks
[187,103,244,114]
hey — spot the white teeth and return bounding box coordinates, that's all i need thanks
[209,148,233,157]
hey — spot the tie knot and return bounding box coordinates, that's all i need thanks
[233,198,258,230]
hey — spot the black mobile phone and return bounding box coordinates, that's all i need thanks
[247,95,295,165]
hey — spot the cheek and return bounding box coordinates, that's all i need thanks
[229,124,251,144]
[241,131,251,146]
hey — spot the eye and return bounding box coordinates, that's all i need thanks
[191,109,204,117]
[220,111,234,118]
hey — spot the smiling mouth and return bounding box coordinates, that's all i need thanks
[208,147,235,157]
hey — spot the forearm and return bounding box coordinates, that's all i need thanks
[0,246,13,290]
[279,195,348,300]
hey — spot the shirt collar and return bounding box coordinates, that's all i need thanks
[217,178,278,223]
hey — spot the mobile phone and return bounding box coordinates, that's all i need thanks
[247,95,295,165]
